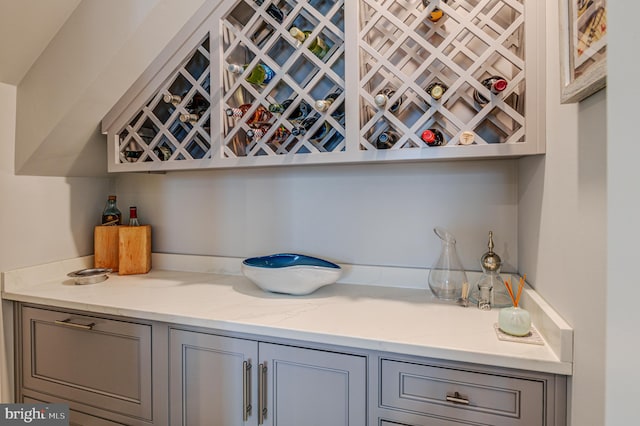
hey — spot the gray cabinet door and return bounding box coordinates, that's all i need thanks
[169,329,258,426]
[20,306,153,421]
[259,343,367,426]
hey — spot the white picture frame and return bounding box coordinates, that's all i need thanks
[559,0,607,104]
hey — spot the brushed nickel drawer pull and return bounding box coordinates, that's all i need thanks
[446,391,470,405]
[54,318,95,330]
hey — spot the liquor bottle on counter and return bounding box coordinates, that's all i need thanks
[227,63,275,87]
[226,104,273,128]
[376,131,398,149]
[102,195,122,226]
[268,99,311,122]
[314,91,341,112]
[473,76,508,106]
[426,82,448,100]
[374,89,402,114]
[289,27,332,59]
[179,92,209,124]
[421,129,446,146]
[422,0,449,22]
[128,207,140,226]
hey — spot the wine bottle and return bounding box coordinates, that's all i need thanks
[289,27,331,59]
[314,91,341,112]
[154,145,172,161]
[473,76,508,106]
[426,82,448,100]
[376,131,398,149]
[374,89,402,114]
[421,129,446,146]
[179,92,209,124]
[459,130,475,145]
[247,125,291,144]
[102,195,122,226]
[128,206,140,226]
[253,0,285,23]
[227,63,275,87]
[291,116,330,141]
[225,104,273,128]
[422,0,449,22]
[268,99,311,122]
[163,93,182,106]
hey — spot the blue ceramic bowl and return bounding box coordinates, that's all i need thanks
[241,254,341,295]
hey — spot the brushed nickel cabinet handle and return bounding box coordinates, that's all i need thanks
[258,362,268,425]
[243,361,252,421]
[446,391,470,405]
[54,318,95,330]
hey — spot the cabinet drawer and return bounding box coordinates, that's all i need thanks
[380,359,544,425]
[21,306,153,421]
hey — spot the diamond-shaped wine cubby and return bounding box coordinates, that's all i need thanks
[102,0,544,172]
[359,0,528,150]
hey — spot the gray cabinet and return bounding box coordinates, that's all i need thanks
[169,329,367,426]
[17,305,167,426]
[15,303,565,426]
[374,357,566,426]
[168,329,258,426]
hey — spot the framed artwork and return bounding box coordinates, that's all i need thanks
[559,0,607,103]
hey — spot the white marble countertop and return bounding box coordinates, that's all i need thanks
[1,254,573,375]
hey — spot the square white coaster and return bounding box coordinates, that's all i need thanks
[493,323,545,345]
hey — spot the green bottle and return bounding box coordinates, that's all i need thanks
[289,27,331,59]
[227,63,275,87]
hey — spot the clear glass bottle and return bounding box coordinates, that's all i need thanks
[289,27,332,59]
[227,63,275,87]
[469,231,513,309]
[428,227,468,300]
[128,206,140,226]
[473,76,508,106]
[101,195,122,226]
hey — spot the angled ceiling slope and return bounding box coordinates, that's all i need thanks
[14,0,208,177]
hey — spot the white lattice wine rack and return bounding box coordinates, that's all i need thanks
[101,0,544,172]
[115,37,212,164]
[359,0,526,150]
[221,0,346,158]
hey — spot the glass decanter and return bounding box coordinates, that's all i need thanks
[428,227,468,301]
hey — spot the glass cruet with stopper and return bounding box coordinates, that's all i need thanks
[428,227,468,301]
[469,231,512,309]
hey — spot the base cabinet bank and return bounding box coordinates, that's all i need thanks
[14,303,566,426]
